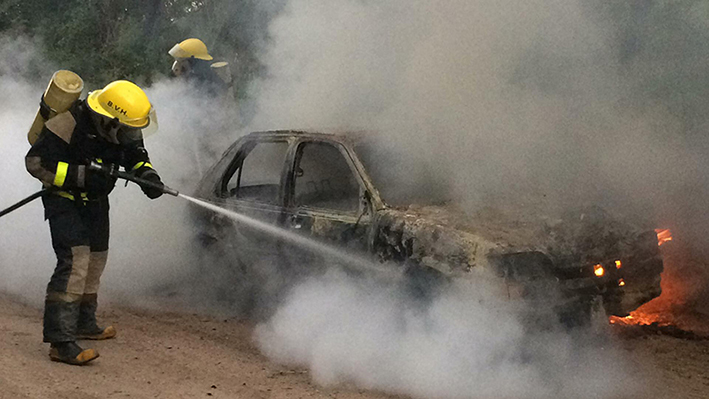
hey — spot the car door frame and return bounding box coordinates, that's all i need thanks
[281,136,381,252]
[203,135,296,262]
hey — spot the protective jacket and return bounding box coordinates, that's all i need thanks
[26,99,155,204]
[173,58,231,97]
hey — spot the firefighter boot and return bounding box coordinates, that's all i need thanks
[77,294,116,340]
[49,341,99,365]
[44,296,81,343]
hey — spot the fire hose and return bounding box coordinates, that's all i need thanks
[87,161,179,197]
[0,188,51,218]
[0,162,179,219]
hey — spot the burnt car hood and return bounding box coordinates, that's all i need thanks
[380,203,657,265]
[375,203,662,315]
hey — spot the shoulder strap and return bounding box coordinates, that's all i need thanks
[44,111,77,144]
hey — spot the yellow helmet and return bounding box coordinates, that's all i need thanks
[87,80,153,128]
[169,38,213,61]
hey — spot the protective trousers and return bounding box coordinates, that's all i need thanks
[43,195,109,343]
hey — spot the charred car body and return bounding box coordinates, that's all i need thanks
[191,130,663,321]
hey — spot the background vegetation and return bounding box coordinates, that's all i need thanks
[0,0,281,99]
[2,1,709,134]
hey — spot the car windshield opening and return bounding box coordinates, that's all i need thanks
[354,139,452,207]
[224,141,289,204]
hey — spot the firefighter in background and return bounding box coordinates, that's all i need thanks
[169,38,233,97]
[26,80,165,365]
[169,38,235,177]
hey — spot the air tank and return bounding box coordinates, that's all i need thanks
[27,70,84,145]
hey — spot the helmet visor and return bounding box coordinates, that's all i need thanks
[117,107,158,142]
[141,107,159,138]
[169,43,190,59]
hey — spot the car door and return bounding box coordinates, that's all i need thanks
[283,139,375,263]
[210,137,292,265]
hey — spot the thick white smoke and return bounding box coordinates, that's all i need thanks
[256,269,638,399]
[99,79,232,305]
[246,0,698,217]
[0,36,56,299]
[243,0,707,397]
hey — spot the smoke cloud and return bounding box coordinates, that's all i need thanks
[0,35,55,299]
[242,0,709,397]
[99,79,234,306]
[256,268,638,399]
[244,0,709,316]
[247,0,698,214]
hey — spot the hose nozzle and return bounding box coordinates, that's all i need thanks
[88,160,117,176]
[161,185,179,197]
[88,160,102,171]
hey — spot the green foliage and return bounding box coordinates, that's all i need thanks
[0,0,276,98]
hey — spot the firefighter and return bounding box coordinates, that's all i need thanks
[169,38,233,96]
[168,38,236,177]
[25,80,164,365]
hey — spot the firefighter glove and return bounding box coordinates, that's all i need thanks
[85,164,116,194]
[135,167,164,199]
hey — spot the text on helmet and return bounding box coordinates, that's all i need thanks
[106,100,128,116]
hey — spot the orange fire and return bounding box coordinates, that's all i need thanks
[610,228,678,329]
[609,315,632,325]
[593,264,605,277]
[655,229,672,246]
[609,312,663,327]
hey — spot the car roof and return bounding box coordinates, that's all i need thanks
[245,129,371,143]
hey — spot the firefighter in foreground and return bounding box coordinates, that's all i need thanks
[25,80,164,365]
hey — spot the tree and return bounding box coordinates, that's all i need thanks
[0,0,278,97]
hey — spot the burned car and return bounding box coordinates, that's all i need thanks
[191,130,663,321]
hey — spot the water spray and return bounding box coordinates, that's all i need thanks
[179,195,402,280]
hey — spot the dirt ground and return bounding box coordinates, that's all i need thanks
[0,294,707,399]
[0,294,398,399]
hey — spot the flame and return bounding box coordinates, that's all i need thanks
[609,230,709,334]
[655,228,672,246]
[593,264,605,277]
[609,231,675,328]
[609,315,632,325]
[609,312,664,327]
[609,315,635,325]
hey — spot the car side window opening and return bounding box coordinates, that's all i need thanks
[293,142,360,213]
[225,141,289,204]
